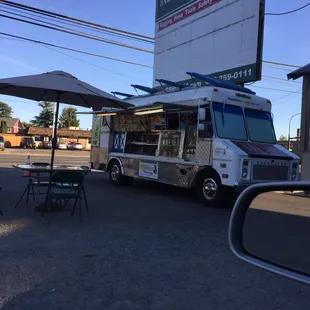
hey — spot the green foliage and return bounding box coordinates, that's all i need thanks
[279,135,288,141]
[59,107,80,129]
[31,102,54,128]
[22,122,31,128]
[0,102,13,118]
[0,121,7,133]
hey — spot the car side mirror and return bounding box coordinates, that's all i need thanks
[229,182,310,285]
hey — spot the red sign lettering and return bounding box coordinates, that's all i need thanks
[158,0,222,31]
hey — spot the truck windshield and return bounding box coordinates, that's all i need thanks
[213,102,247,141]
[245,109,276,144]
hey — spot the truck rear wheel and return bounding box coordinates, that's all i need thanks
[109,161,132,185]
[197,171,234,208]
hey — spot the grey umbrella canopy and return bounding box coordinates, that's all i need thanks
[0,70,133,167]
[0,70,133,110]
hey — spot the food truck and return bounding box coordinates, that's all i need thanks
[90,73,299,207]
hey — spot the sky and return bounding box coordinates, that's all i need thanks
[0,0,308,138]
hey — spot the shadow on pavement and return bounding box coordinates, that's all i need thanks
[1,167,310,309]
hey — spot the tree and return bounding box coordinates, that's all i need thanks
[31,102,54,128]
[279,135,288,141]
[0,121,7,133]
[59,107,80,129]
[22,122,31,128]
[0,101,13,118]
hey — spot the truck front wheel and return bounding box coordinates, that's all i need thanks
[197,171,234,208]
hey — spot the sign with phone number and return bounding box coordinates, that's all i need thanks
[154,63,257,92]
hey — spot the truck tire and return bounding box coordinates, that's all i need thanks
[197,170,234,208]
[108,160,132,185]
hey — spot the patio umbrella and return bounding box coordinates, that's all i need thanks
[0,70,133,167]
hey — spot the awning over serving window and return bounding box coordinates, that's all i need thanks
[77,102,197,116]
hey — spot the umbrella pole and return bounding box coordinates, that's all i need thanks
[45,94,61,210]
[50,94,61,169]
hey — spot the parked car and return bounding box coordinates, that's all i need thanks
[57,142,67,150]
[0,136,5,151]
[44,141,52,149]
[72,142,83,151]
[67,142,75,150]
[20,138,36,149]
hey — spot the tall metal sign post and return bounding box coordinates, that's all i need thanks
[288,66,310,180]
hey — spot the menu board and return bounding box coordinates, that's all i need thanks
[113,114,148,132]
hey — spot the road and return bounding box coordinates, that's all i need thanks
[0,149,90,167]
[0,157,310,309]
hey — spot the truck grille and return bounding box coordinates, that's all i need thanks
[252,165,288,181]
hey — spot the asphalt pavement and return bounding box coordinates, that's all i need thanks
[0,159,310,309]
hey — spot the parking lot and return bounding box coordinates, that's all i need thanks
[0,153,310,309]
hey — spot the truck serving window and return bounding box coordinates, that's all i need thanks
[245,109,276,144]
[213,102,247,141]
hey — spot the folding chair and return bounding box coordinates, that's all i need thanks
[43,171,85,224]
[54,166,90,212]
[27,162,50,203]
[15,162,50,209]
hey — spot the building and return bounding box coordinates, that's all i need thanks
[0,117,22,134]
[26,126,91,149]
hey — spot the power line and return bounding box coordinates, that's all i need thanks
[0,32,153,68]
[262,60,300,68]
[0,13,154,54]
[263,76,302,86]
[41,45,150,84]
[252,85,302,94]
[266,2,310,16]
[272,89,303,102]
[0,32,303,95]
[0,11,302,70]
[42,45,135,78]
[1,0,306,76]
[263,75,301,84]
[0,1,304,72]
[263,64,292,72]
[0,5,154,44]
[0,0,153,40]
[0,8,154,47]
[1,32,304,94]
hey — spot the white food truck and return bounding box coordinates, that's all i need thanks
[90,73,299,207]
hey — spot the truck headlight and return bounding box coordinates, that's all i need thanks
[242,168,248,179]
[291,169,297,180]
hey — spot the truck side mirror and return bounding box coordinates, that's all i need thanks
[229,182,310,285]
[198,108,206,121]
